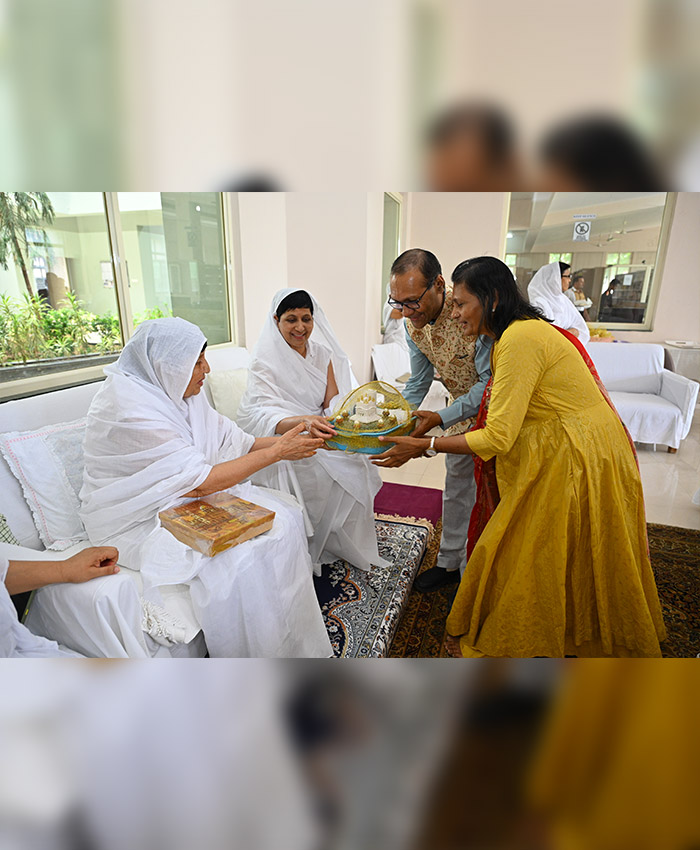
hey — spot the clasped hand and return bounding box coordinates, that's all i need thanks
[277,422,325,460]
[371,409,440,468]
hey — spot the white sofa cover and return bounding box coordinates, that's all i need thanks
[0,345,251,658]
[587,342,699,450]
[371,342,451,413]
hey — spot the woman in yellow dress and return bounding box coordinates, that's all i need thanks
[377,256,666,657]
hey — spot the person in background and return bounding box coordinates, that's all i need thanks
[565,272,592,321]
[527,261,590,344]
[598,278,620,322]
[1,545,119,657]
[374,248,492,593]
[382,256,665,658]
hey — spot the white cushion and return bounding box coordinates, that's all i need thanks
[0,419,88,551]
[207,369,249,421]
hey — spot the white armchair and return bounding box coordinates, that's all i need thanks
[587,343,699,451]
[371,342,450,413]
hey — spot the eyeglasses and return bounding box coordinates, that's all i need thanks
[562,273,572,279]
[387,278,435,312]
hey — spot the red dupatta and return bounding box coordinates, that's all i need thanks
[465,324,640,559]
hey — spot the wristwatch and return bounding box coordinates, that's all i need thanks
[425,435,438,458]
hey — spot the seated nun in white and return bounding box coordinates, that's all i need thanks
[79,318,332,658]
[237,289,388,574]
[527,261,590,345]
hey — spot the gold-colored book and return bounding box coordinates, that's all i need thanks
[159,492,275,557]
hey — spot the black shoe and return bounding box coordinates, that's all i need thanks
[414,566,460,593]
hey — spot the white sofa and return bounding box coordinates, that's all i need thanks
[0,346,251,658]
[371,342,451,413]
[587,342,699,451]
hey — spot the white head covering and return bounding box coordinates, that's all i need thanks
[237,289,357,437]
[80,318,254,583]
[105,317,206,407]
[527,262,590,344]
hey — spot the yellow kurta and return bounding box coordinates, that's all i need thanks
[446,319,666,657]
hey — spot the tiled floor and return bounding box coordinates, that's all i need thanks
[379,413,700,531]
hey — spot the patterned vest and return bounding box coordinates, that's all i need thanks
[406,285,478,435]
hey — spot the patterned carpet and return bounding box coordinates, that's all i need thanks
[649,523,700,658]
[387,517,700,658]
[313,514,433,657]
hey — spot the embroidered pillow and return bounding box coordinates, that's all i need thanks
[0,419,89,551]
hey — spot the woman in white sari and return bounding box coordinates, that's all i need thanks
[80,317,332,658]
[237,290,387,573]
[527,261,590,344]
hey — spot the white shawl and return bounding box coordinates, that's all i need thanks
[527,262,590,344]
[237,290,385,571]
[237,288,356,436]
[80,318,255,587]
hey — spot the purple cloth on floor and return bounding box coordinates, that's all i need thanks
[374,482,443,526]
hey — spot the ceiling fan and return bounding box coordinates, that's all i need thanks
[594,220,643,246]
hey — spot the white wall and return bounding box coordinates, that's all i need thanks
[234,191,699,385]
[236,192,384,381]
[406,192,509,279]
[615,192,700,344]
[236,193,288,349]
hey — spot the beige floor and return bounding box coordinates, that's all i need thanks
[379,413,700,531]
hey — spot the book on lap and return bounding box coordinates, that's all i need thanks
[159,492,275,557]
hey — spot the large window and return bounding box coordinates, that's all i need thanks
[506,192,674,329]
[118,193,231,345]
[0,193,233,392]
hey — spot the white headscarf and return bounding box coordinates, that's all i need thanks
[237,289,357,437]
[527,262,590,344]
[80,318,255,584]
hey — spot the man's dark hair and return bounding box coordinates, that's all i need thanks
[275,290,314,318]
[572,273,585,284]
[428,103,516,167]
[390,248,442,283]
[540,116,664,190]
[452,256,549,340]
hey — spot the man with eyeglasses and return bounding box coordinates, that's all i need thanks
[375,248,492,592]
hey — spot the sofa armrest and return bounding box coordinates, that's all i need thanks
[660,369,699,440]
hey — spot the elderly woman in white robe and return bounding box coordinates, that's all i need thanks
[237,289,387,574]
[79,317,332,658]
[527,261,590,345]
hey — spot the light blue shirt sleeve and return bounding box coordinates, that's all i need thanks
[436,334,493,429]
[401,327,435,408]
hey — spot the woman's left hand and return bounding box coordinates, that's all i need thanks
[371,435,428,467]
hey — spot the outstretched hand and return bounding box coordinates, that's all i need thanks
[60,547,120,584]
[276,422,324,461]
[371,435,429,468]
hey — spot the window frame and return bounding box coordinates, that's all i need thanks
[380,191,404,334]
[0,192,238,401]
